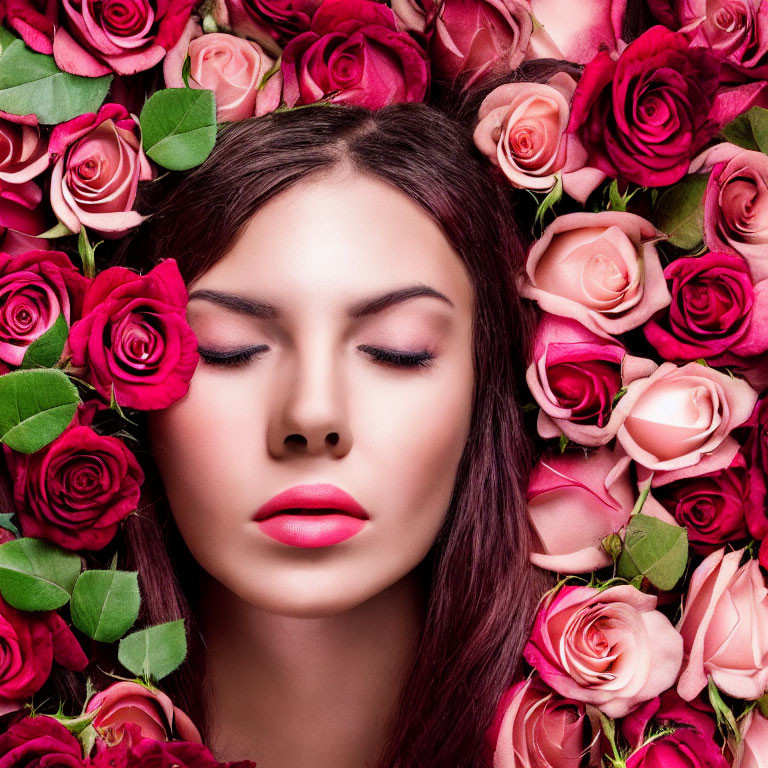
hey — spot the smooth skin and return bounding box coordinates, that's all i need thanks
[148,165,475,767]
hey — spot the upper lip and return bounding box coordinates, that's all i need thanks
[253,484,369,521]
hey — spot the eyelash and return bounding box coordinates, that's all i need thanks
[197,345,435,369]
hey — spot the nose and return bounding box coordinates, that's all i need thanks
[266,335,352,460]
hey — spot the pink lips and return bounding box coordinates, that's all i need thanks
[253,484,368,548]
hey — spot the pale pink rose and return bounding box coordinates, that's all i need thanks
[86,680,202,746]
[677,549,768,701]
[730,709,768,768]
[527,314,658,446]
[524,584,684,718]
[49,103,154,238]
[614,361,758,476]
[164,19,282,122]
[528,0,627,64]
[520,212,671,338]
[0,112,49,185]
[483,676,602,768]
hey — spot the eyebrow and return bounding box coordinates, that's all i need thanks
[187,284,454,319]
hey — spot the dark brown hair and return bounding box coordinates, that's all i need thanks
[100,102,549,767]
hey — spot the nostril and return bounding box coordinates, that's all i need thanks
[285,434,306,448]
[327,432,339,446]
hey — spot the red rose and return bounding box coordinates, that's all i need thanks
[0,594,87,716]
[0,180,50,255]
[281,0,429,109]
[743,397,768,545]
[0,716,85,767]
[5,425,144,551]
[68,259,199,411]
[567,26,720,187]
[213,0,322,48]
[0,249,88,371]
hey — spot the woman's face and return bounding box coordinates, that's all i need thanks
[148,168,475,618]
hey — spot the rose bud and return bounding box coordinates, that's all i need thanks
[0,112,49,184]
[0,716,84,766]
[567,26,720,187]
[2,0,59,55]
[0,594,87,716]
[524,584,684,717]
[52,0,196,77]
[730,709,768,768]
[49,103,154,239]
[430,0,533,84]
[0,249,89,371]
[520,211,670,338]
[483,676,602,768]
[68,259,199,411]
[87,681,202,746]
[614,361,757,477]
[677,548,768,700]
[164,19,282,122]
[527,314,657,446]
[281,0,429,109]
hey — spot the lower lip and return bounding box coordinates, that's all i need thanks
[255,513,367,548]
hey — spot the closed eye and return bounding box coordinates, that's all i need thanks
[198,345,269,367]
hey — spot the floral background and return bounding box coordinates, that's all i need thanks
[0,0,767,766]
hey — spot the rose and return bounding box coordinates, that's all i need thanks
[567,26,720,187]
[523,584,684,717]
[0,113,49,184]
[0,716,85,767]
[677,548,768,700]
[281,0,429,109]
[483,676,602,768]
[52,0,196,77]
[527,0,627,64]
[164,20,282,122]
[86,681,202,746]
[731,709,768,768]
[743,397,768,555]
[49,103,153,239]
[0,594,87,715]
[429,0,533,84]
[520,211,671,338]
[68,259,199,411]
[1,0,59,55]
[526,314,657,446]
[212,0,322,49]
[0,178,49,256]
[5,425,144,551]
[621,689,728,768]
[0,249,88,370]
[653,452,751,555]
[614,361,758,477]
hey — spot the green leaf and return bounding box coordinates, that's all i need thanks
[118,619,187,682]
[0,26,18,54]
[78,227,96,279]
[71,570,141,643]
[617,512,688,591]
[20,314,68,369]
[0,512,20,537]
[534,173,563,229]
[0,537,81,611]
[748,106,768,155]
[140,88,216,170]
[0,39,111,124]
[181,55,192,88]
[654,174,708,250]
[558,434,569,453]
[0,368,79,453]
[721,113,760,151]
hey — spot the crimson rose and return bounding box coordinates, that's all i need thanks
[0,716,85,767]
[68,259,199,411]
[567,26,720,187]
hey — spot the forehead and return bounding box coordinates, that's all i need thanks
[188,169,474,313]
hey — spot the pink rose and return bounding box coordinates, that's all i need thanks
[731,709,768,768]
[528,0,627,64]
[483,676,602,768]
[0,593,87,716]
[430,0,532,84]
[0,249,89,370]
[164,20,282,122]
[527,314,657,446]
[86,681,201,746]
[0,112,49,185]
[0,179,49,255]
[49,103,154,238]
[1,0,58,55]
[567,26,720,187]
[520,212,671,338]
[68,259,199,411]
[281,0,429,109]
[52,0,196,77]
[0,716,84,767]
[614,361,757,476]
[677,548,768,700]
[523,584,684,717]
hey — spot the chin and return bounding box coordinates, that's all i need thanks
[240,585,377,618]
